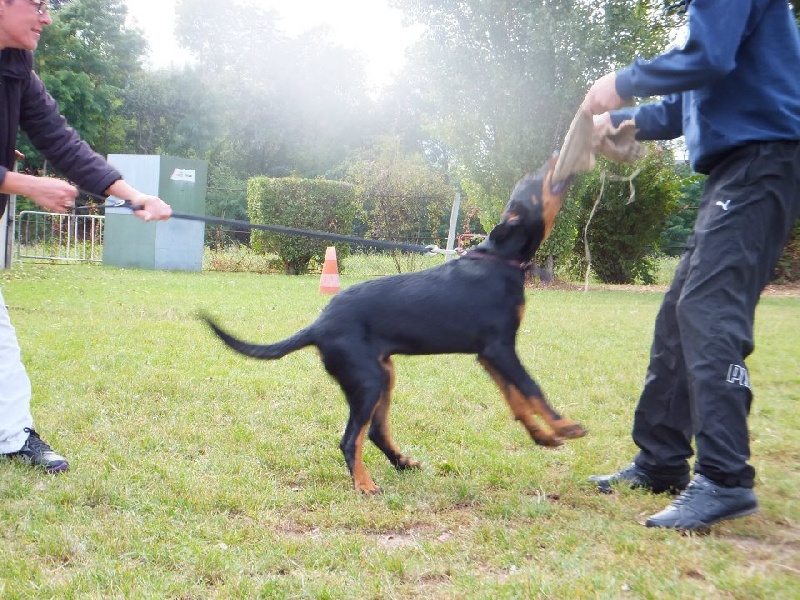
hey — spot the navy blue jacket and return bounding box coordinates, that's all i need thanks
[0,48,122,215]
[611,0,800,174]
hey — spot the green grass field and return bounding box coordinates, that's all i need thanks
[1,263,798,599]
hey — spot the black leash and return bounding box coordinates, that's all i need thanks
[75,190,442,255]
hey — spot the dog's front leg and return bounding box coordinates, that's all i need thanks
[528,394,587,441]
[479,350,587,444]
[479,357,564,447]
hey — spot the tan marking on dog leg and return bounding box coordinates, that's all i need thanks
[479,359,562,447]
[528,396,588,440]
[351,423,382,495]
[373,358,421,470]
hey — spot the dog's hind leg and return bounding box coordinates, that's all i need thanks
[326,353,386,495]
[479,349,586,445]
[368,357,422,471]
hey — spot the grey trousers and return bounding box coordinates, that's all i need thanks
[632,141,800,489]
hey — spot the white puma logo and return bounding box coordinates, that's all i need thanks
[726,364,751,388]
[716,199,732,211]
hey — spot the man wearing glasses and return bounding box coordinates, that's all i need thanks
[0,0,172,473]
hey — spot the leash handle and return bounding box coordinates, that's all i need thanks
[74,190,143,212]
[110,199,146,212]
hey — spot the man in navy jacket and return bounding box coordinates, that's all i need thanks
[582,0,800,531]
[0,1,172,473]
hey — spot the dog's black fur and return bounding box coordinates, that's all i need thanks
[203,159,586,494]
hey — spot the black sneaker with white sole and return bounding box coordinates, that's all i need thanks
[589,462,689,494]
[5,428,69,474]
[645,474,758,531]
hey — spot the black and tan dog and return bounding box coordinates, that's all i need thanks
[203,159,586,494]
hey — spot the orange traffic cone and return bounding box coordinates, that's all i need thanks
[319,246,341,295]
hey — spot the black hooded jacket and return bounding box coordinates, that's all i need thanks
[0,48,122,215]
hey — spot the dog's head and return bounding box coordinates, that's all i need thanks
[479,156,570,263]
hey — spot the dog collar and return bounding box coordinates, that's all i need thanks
[461,250,530,270]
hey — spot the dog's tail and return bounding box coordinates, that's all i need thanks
[200,312,315,359]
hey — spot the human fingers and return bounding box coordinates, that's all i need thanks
[133,196,172,222]
[37,179,78,213]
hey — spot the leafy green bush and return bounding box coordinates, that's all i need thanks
[247,177,357,274]
[570,147,683,284]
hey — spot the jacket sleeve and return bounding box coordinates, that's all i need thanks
[18,65,122,196]
[611,93,684,141]
[615,0,754,99]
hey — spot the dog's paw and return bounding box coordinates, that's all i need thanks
[555,421,588,439]
[394,456,422,471]
[352,473,383,495]
[534,435,564,448]
[355,483,384,496]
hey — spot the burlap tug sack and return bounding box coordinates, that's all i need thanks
[552,109,647,185]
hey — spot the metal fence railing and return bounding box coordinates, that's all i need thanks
[16,211,105,263]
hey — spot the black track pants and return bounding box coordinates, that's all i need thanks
[632,141,800,489]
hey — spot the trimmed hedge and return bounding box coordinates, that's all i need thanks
[247,177,357,274]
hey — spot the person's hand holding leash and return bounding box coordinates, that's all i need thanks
[0,171,78,213]
[104,179,172,221]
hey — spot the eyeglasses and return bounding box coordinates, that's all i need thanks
[29,1,49,15]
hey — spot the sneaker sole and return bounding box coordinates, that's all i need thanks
[591,480,688,495]
[45,462,70,474]
[9,454,69,474]
[646,504,759,531]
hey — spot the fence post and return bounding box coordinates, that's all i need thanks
[0,197,7,269]
[0,155,18,269]
[3,195,12,269]
[445,192,461,262]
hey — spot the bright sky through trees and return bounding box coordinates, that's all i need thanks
[124,0,423,90]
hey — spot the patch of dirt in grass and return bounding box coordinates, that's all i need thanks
[275,522,324,540]
[371,525,460,549]
[762,283,800,297]
[376,532,421,549]
[723,522,800,576]
[275,520,461,550]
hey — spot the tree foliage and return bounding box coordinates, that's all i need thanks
[119,69,221,159]
[21,0,798,282]
[345,137,457,272]
[173,0,375,180]
[658,163,703,256]
[29,0,145,166]
[394,1,677,223]
[772,220,800,283]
